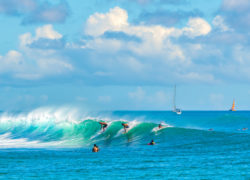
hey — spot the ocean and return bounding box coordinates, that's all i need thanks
[0,108,249,179]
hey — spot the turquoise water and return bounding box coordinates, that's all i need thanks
[0,109,249,179]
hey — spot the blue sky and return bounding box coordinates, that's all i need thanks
[0,0,250,111]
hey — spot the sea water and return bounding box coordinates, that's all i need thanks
[0,108,249,179]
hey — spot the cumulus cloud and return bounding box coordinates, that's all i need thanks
[0,24,72,81]
[20,24,63,48]
[0,50,73,80]
[81,6,250,85]
[85,7,211,39]
[71,7,227,86]
[84,7,211,66]
[0,0,69,24]
[35,24,63,39]
[85,7,129,37]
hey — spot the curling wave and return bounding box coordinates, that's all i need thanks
[0,107,171,148]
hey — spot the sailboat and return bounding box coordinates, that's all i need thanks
[173,85,182,115]
[229,99,236,111]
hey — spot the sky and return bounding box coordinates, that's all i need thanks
[0,0,250,111]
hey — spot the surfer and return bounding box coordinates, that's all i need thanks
[242,128,248,131]
[148,140,155,145]
[158,123,163,129]
[208,128,213,131]
[99,122,108,132]
[122,123,129,133]
[92,144,99,152]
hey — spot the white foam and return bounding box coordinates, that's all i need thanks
[115,120,141,137]
[0,133,69,148]
[152,123,173,132]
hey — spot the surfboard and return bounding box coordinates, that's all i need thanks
[152,126,168,132]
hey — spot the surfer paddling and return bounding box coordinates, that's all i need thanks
[148,140,155,145]
[122,123,129,133]
[92,144,99,152]
[99,122,108,132]
[237,128,248,131]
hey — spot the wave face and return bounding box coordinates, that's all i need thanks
[0,108,249,148]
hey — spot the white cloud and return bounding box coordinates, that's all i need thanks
[4,6,246,86]
[85,37,122,53]
[84,7,211,65]
[85,7,128,37]
[85,7,211,40]
[75,7,221,85]
[183,17,212,38]
[36,24,62,39]
[0,50,24,73]
[0,25,72,80]
[212,15,232,32]
[0,49,73,80]
[20,24,62,47]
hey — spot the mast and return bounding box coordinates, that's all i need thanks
[173,85,176,112]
